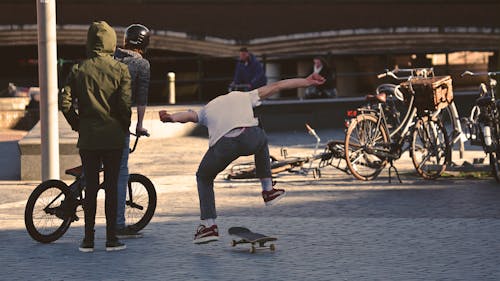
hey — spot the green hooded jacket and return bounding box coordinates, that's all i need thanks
[59,21,132,150]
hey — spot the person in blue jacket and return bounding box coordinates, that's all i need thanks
[229,47,267,91]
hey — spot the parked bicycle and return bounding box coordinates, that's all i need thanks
[461,70,500,182]
[344,67,451,182]
[24,132,157,243]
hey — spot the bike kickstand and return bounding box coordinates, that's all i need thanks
[388,160,402,184]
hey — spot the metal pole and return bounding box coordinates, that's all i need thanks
[37,0,59,180]
[168,72,176,104]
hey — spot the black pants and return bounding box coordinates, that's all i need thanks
[79,149,122,242]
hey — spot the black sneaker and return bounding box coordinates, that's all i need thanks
[193,224,219,244]
[105,240,126,252]
[78,240,94,253]
[116,226,143,239]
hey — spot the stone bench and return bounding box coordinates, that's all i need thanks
[0,97,31,129]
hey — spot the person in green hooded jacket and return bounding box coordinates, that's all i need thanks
[59,21,132,252]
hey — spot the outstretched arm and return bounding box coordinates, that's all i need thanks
[159,110,198,123]
[257,73,325,100]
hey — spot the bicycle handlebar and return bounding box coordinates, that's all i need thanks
[305,123,313,133]
[130,131,150,153]
[132,130,150,137]
[377,67,434,80]
[305,123,321,142]
[461,70,500,77]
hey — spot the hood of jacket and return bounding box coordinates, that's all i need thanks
[86,21,116,58]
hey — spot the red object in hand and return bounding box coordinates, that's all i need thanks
[159,110,169,122]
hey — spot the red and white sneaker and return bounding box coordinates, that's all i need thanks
[262,188,286,206]
[193,224,219,244]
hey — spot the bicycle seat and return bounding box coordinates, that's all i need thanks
[365,92,387,103]
[65,166,83,177]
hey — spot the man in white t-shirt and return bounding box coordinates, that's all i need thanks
[159,73,325,244]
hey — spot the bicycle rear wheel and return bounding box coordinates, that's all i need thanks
[411,117,450,179]
[489,125,500,183]
[345,114,389,181]
[489,151,500,183]
[126,174,157,231]
[438,102,465,160]
[24,180,74,243]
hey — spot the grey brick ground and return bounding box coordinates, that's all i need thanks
[1,129,500,280]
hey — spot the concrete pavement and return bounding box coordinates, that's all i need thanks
[1,129,500,280]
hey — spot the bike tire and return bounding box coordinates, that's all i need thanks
[24,180,74,243]
[411,117,450,179]
[126,174,157,231]
[438,102,465,161]
[345,114,388,181]
[489,151,500,183]
[489,123,500,183]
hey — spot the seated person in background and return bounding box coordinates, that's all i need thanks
[229,47,267,91]
[304,56,336,99]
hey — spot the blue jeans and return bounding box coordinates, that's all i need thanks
[196,126,271,220]
[116,134,130,229]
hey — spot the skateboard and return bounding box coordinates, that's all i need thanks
[228,226,277,253]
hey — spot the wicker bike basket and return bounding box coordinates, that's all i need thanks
[400,75,453,114]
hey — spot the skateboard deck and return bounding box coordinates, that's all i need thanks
[228,227,277,253]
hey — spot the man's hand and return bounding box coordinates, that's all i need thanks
[306,73,326,86]
[136,125,149,136]
[159,110,173,123]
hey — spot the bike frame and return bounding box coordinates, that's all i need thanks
[355,85,417,160]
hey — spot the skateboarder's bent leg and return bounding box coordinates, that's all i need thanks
[244,127,286,204]
[196,137,241,221]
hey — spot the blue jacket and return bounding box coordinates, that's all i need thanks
[232,53,267,89]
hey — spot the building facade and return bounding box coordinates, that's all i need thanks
[2,0,500,102]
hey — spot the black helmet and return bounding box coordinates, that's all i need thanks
[124,24,150,51]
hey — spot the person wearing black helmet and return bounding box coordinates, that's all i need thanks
[114,23,151,238]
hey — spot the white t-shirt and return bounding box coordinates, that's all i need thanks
[196,90,261,147]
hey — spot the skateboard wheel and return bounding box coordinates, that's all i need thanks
[270,244,276,251]
[231,240,237,247]
[250,246,256,254]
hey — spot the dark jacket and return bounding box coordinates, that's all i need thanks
[114,48,150,106]
[313,65,334,91]
[59,21,132,150]
[232,53,267,89]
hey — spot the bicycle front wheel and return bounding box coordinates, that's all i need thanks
[24,180,74,243]
[345,114,389,181]
[126,174,157,231]
[411,117,450,179]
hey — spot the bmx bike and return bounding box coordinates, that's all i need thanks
[24,132,157,243]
